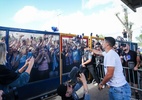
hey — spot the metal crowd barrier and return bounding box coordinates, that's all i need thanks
[123,67,142,92]
[95,63,142,99]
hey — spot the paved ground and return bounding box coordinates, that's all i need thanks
[47,83,139,100]
[48,83,109,100]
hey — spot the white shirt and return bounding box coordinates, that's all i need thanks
[103,49,127,87]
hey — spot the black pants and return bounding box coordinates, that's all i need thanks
[87,65,100,83]
[80,64,100,83]
[79,66,88,80]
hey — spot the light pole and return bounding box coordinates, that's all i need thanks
[115,6,133,42]
[57,13,61,30]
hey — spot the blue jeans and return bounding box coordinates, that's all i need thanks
[109,83,131,100]
[72,82,90,100]
[8,72,30,88]
[0,72,30,93]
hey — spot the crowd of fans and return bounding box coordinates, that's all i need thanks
[0,32,142,99]
[62,36,87,73]
[61,36,142,99]
[1,33,60,82]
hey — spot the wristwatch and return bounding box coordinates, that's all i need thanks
[100,83,105,88]
[100,82,103,86]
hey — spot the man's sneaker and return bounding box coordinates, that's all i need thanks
[135,92,140,100]
[92,79,96,84]
[92,79,98,86]
[87,80,91,84]
[93,83,98,86]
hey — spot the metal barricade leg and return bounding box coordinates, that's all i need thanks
[138,73,142,100]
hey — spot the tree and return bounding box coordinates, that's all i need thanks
[136,34,142,47]
[115,5,133,42]
[98,34,104,38]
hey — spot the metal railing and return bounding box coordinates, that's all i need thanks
[95,63,142,99]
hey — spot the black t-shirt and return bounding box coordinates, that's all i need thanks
[84,54,95,66]
[88,55,95,66]
[116,48,124,56]
[123,50,137,67]
[0,65,19,85]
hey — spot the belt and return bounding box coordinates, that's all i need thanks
[110,83,127,88]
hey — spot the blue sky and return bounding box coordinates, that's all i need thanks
[0,0,81,26]
[0,0,142,42]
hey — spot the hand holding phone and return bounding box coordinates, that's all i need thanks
[26,56,32,64]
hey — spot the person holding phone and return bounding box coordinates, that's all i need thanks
[0,42,35,93]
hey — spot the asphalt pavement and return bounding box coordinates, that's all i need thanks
[48,83,109,100]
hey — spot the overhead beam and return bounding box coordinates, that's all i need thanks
[121,0,136,12]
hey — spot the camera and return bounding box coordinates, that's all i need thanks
[76,71,82,77]
[69,66,85,83]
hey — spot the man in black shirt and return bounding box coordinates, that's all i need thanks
[81,47,100,84]
[122,43,140,99]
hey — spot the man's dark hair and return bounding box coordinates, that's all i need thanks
[57,84,74,100]
[104,37,115,47]
[57,84,67,98]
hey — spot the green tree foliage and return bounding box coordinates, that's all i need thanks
[136,34,142,47]
[98,34,104,38]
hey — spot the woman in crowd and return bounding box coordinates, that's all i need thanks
[35,47,50,80]
[0,42,34,93]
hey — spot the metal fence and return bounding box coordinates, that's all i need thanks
[96,62,142,99]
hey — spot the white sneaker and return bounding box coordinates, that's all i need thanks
[93,83,98,86]
[92,79,96,84]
